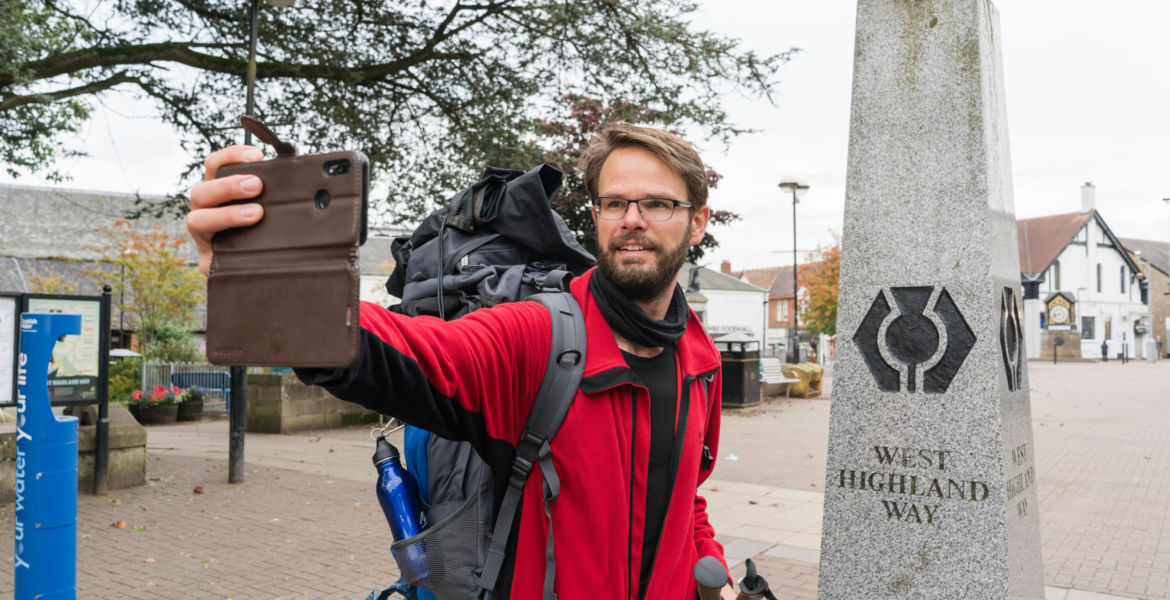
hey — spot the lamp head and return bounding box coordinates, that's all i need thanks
[778,179,810,198]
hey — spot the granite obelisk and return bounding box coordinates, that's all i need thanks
[818,1,1043,598]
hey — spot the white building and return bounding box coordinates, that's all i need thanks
[680,263,769,348]
[1017,183,1150,359]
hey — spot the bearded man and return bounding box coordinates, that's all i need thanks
[187,124,733,599]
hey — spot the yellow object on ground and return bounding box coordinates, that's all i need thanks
[781,363,824,398]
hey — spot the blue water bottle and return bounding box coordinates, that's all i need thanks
[373,436,429,577]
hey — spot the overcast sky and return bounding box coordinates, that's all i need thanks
[5,2,1168,271]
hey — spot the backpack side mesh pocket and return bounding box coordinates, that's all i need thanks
[390,495,480,600]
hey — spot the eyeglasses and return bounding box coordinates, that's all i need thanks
[592,196,692,222]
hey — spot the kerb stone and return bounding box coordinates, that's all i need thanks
[817,1,1043,599]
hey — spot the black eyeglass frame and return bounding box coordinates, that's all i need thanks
[591,196,694,222]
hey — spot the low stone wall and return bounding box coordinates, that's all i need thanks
[0,403,146,503]
[1040,330,1082,359]
[246,373,379,433]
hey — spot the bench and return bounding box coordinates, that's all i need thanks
[760,357,800,397]
[171,371,232,409]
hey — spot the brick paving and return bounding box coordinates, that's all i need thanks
[0,450,401,599]
[0,360,1167,599]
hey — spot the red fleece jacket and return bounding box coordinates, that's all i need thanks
[308,269,727,599]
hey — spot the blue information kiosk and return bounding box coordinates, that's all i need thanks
[15,312,81,600]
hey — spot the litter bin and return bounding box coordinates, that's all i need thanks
[715,334,761,408]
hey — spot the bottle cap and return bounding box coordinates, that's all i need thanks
[372,436,400,465]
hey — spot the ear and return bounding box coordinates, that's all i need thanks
[689,205,710,246]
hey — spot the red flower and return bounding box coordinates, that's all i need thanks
[172,386,181,394]
[153,385,165,395]
[150,397,158,403]
[132,390,143,400]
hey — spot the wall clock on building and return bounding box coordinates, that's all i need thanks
[1044,291,1076,330]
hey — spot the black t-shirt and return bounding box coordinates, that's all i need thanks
[621,346,677,598]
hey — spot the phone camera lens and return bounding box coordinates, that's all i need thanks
[314,189,331,211]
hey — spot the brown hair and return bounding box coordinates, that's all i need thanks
[580,123,708,210]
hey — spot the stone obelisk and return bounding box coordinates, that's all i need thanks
[817,1,1043,598]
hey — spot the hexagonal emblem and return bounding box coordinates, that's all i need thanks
[853,286,976,393]
[1000,287,1024,391]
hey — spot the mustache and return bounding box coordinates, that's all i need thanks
[608,235,659,251]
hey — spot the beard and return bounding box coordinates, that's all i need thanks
[597,225,691,303]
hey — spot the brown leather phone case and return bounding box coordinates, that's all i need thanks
[206,116,368,368]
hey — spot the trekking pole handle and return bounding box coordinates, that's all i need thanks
[694,556,739,600]
[736,558,779,600]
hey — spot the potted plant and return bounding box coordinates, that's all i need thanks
[127,385,180,425]
[177,387,205,422]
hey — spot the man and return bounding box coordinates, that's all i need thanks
[188,124,734,599]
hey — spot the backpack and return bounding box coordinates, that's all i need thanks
[382,164,595,600]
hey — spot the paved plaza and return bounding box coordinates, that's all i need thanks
[0,360,1167,598]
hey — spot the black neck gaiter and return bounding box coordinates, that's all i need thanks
[589,269,688,349]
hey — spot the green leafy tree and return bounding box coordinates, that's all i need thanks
[798,233,840,337]
[108,356,143,404]
[84,219,204,356]
[139,319,205,362]
[2,0,795,221]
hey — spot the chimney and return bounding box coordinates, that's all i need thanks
[1081,182,1096,214]
[720,259,732,274]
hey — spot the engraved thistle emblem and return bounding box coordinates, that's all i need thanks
[853,286,976,393]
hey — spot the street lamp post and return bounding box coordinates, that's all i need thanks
[778,180,809,364]
[231,0,295,485]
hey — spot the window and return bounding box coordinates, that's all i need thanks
[1053,260,1061,290]
[1096,264,1102,293]
[1121,266,1126,294]
[1081,316,1095,340]
[1104,317,1112,340]
[775,301,788,322]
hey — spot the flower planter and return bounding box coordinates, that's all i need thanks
[129,403,178,425]
[177,398,204,422]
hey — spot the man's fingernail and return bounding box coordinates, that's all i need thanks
[243,148,263,161]
[241,205,259,219]
[240,177,261,193]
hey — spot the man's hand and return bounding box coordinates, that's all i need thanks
[187,145,267,276]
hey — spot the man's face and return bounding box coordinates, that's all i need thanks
[593,146,709,302]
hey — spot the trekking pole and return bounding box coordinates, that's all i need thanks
[695,557,779,600]
[736,559,778,600]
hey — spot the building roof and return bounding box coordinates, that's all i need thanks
[1016,211,1094,276]
[736,265,796,297]
[0,183,197,262]
[681,263,767,294]
[1016,209,1140,277]
[1120,237,1169,277]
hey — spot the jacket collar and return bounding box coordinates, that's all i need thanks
[572,268,721,393]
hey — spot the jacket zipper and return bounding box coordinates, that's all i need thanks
[627,388,637,600]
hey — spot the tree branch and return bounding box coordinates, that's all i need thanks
[9,41,478,89]
[0,72,136,111]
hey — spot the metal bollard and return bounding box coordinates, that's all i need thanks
[15,312,81,600]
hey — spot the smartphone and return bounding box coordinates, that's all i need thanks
[205,149,369,368]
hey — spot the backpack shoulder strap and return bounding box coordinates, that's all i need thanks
[479,290,585,599]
